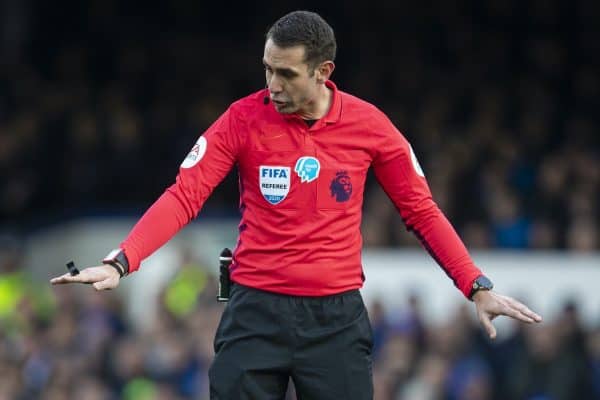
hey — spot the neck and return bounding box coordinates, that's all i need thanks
[296,84,332,120]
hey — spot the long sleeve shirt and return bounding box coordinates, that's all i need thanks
[120,81,482,298]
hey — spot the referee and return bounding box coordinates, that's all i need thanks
[51,11,542,399]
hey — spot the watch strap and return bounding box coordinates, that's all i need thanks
[102,249,129,278]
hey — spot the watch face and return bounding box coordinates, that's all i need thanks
[474,276,493,290]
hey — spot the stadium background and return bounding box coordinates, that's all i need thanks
[0,0,599,399]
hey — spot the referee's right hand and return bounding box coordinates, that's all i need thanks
[50,265,121,291]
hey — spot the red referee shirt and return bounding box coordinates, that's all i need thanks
[120,81,482,297]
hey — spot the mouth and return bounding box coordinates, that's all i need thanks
[272,99,287,107]
[270,94,287,103]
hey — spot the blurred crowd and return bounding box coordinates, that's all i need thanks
[1,246,599,400]
[1,0,599,250]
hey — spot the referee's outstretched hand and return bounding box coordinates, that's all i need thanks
[50,265,121,291]
[473,290,542,339]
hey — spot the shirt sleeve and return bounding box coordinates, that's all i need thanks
[371,117,482,298]
[120,106,243,272]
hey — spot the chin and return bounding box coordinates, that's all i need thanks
[274,104,296,114]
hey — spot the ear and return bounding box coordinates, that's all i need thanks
[315,61,335,84]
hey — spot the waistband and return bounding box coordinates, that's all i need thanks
[231,282,361,304]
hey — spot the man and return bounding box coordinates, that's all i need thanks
[51,11,542,399]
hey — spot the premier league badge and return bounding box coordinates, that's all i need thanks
[259,166,291,205]
[330,171,352,202]
[294,156,320,183]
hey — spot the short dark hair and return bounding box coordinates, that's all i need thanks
[266,11,337,72]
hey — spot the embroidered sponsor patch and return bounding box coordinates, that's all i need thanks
[409,144,425,177]
[294,156,320,183]
[259,166,291,205]
[181,136,207,168]
[330,171,353,202]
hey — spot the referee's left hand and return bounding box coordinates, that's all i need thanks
[473,290,542,339]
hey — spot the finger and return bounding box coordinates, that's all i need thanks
[501,296,542,323]
[506,299,543,322]
[50,273,86,285]
[93,278,116,291]
[500,304,535,323]
[50,273,68,284]
[51,270,97,285]
[479,313,497,339]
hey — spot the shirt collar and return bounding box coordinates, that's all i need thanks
[322,80,342,125]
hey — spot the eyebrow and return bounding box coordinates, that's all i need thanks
[262,60,299,77]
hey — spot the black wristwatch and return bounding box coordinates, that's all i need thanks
[102,249,130,278]
[469,275,493,300]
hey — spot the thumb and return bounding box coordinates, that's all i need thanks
[93,277,116,291]
[480,313,497,340]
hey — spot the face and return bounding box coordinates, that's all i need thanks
[263,38,321,114]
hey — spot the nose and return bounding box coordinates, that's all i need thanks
[267,75,283,94]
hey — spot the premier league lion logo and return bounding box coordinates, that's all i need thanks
[330,171,352,202]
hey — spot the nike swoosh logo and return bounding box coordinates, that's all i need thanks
[263,134,285,139]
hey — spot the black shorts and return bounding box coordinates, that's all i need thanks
[209,283,374,400]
